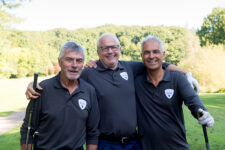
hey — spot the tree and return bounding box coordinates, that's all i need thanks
[197,7,225,46]
[0,0,29,28]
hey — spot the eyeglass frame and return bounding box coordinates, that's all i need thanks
[99,45,120,52]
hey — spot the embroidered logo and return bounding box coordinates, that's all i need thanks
[165,89,174,99]
[120,72,128,80]
[78,99,87,110]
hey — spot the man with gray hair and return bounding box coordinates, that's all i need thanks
[135,35,214,150]
[20,41,100,150]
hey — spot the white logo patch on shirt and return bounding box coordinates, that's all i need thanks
[165,89,174,99]
[120,72,128,80]
[78,99,87,110]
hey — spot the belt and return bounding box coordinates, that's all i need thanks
[99,134,138,144]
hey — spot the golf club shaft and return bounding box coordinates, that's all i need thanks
[197,109,210,150]
[25,73,38,150]
[202,125,210,150]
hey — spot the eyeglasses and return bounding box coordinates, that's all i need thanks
[100,45,120,52]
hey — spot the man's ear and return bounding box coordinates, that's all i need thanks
[97,49,100,56]
[162,51,166,60]
[58,59,61,67]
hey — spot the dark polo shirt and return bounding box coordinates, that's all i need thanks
[20,73,100,150]
[135,69,206,150]
[81,60,145,138]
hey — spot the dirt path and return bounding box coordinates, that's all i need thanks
[0,110,25,135]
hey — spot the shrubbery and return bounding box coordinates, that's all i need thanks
[179,45,225,92]
[0,25,225,92]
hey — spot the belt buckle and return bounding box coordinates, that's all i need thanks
[121,137,129,144]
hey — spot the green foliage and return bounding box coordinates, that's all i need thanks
[197,7,225,46]
[0,25,194,78]
[214,88,225,93]
[179,45,225,92]
[0,0,25,29]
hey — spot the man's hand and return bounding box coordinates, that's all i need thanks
[20,144,32,150]
[198,109,214,127]
[25,82,42,100]
[185,72,200,93]
[86,144,97,150]
[84,60,97,68]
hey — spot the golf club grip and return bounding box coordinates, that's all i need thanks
[33,73,39,90]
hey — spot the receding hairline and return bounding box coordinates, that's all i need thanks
[97,33,120,49]
[58,41,85,60]
[141,35,164,52]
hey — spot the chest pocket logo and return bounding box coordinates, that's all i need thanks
[78,99,87,110]
[165,89,174,99]
[120,72,128,80]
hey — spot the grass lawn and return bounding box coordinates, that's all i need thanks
[0,126,21,150]
[184,93,225,149]
[0,93,224,150]
[0,76,50,117]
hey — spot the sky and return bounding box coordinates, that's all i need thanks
[9,0,225,31]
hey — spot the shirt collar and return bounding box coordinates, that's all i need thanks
[96,60,124,71]
[145,68,171,83]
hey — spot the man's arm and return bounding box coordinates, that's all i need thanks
[166,64,188,74]
[167,64,199,93]
[177,73,214,127]
[86,88,100,149]
[20,100,38,149]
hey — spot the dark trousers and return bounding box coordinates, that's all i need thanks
[98,139,141,150]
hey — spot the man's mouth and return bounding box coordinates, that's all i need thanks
[68,70,79,73]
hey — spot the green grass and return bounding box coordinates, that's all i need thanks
[0,76,50,117]
[184,93,225,150]
[0,126,21,150]
[0,93,224,150]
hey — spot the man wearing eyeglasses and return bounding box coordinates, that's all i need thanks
[25,33,198,150]
[81,33,142,149]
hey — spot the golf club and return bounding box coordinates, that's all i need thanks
[197,108,210,150]
[25,72,38,150]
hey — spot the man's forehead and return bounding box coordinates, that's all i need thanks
[100,35,118,45]
[64,50,84,58]
[143,40,160,49]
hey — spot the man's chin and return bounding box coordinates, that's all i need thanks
[146,64,160,71]
[67,74,80,81]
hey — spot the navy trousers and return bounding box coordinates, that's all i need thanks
[98,139,141,150]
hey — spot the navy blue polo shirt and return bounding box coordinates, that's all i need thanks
[135,69,206,150]
[20,73,100,150]
[81,60,145,138]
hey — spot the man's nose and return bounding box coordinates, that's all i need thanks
[107,47,113,53]
[148,52,154,58]
[72,61,78,67]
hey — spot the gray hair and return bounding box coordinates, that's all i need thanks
[97,33,120,49]
[141,35,164,52]
[58,41,85,60]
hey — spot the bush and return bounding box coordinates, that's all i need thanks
[179,45,225,92]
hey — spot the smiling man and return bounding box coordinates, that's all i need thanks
[20,41,100,150]
[135,35,214,150]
